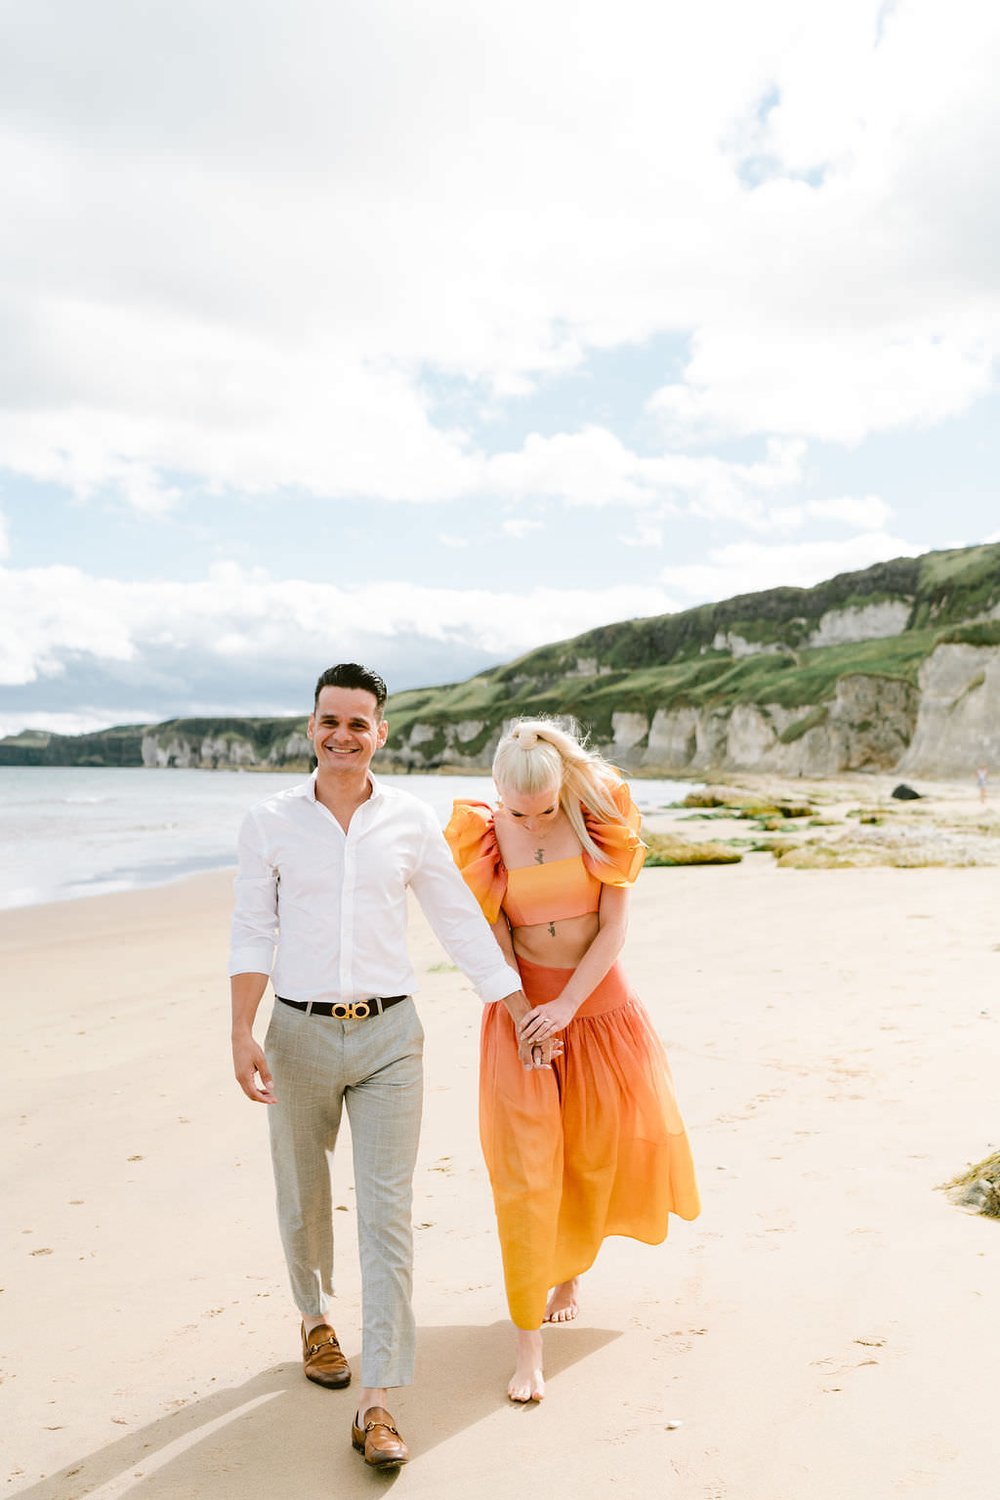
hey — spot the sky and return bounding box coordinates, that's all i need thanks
[1,0,999,736]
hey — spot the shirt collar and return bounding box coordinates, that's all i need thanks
[305,769,383,804]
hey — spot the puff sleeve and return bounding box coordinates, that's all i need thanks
[443,799,508,923]
[581,777,646,886]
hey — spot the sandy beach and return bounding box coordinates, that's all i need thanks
[4,838,1000,1498]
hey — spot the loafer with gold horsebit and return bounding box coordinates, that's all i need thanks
[301,1322,351,1389]
[352,1406,410,1467]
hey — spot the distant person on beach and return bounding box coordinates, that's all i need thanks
[446,719,700,1401]
[228,662,547,1468]
[976,765,989,803]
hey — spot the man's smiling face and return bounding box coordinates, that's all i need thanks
[308,684,388,778]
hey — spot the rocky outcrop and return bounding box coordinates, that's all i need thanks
[899,644,1000,776]
[141,732,258,769]
[709,632,789,658]
[380,640,1000,778]
[139,722,313,770]
[707,601,912,659]
[807,600,911,648]
[379,717,497,771]
[566,657,613,678]
[560,672,919,777]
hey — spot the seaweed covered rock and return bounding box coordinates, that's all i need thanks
[774,844,861,870]
[644,833,742,866]
[942,1152,1000,1218]
[682,788,814,819]
[682,787,750,809]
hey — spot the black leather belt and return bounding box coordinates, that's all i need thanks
[277,995,408,1021]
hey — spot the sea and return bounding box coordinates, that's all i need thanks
[0,766,696,912]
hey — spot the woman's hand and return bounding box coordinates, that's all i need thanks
[518,995,578,1047]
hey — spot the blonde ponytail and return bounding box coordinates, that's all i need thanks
[492,717,625,863]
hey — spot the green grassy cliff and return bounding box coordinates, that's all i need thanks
[383,544,1000,754]
[3,542,999,775]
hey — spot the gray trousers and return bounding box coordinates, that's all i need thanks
[264,997,424,1388]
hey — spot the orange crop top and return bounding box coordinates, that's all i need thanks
[443,776,646,927]
[504,856,601,927]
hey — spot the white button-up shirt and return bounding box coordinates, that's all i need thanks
[229,772,520,1006]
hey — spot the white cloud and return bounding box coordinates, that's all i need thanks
[484,430,805,515]
[804,495,894,530]
[0,561,682,698]
[501,518,544,539]
[986,529,1000,543]
[0,509,8,560]
[0,342,479,508]
[661,531,924,603]
[0,0,996,509]
[737,493,895,533]
[486,430,651,507]
[649,331,995,446]
[439,533,470,549]
[619,518,664,549]
[0,563,137,687]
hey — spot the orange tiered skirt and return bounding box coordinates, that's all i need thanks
[479,955,700,1330]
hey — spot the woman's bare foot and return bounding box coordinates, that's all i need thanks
[508,1329,544,1402]
[543,1278,580,1323]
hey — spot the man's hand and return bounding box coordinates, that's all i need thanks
[232,1031,277,1104]
[517,1032,564,1071]
[230,973,273,1102]
[499,985,563,1069]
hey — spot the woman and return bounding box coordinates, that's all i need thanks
[445,719,700,1402]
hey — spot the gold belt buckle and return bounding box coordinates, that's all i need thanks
[332,1000,371,1020]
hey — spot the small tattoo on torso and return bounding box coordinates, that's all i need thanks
[534,848,545,864]
[548,922,556,937]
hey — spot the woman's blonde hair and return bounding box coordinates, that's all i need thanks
[492,717,624,863]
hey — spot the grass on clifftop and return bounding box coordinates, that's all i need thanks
[385,628,941,743]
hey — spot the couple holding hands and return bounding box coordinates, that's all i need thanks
[229,662,699,1468]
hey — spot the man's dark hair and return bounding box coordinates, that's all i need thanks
[313,662,388,715]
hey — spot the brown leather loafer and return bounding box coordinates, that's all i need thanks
[301,1322,351,1388]
[351,1406,410,1467]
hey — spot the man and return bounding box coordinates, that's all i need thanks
[229,662,537,1468]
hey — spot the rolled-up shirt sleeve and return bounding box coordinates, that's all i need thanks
[410,812,521,1004]
[228,810,279,976]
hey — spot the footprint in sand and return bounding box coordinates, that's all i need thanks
[812,1336,888,1390]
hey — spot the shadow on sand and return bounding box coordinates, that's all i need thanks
[19,1321,621,1499]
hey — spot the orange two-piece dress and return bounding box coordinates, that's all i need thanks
[445,780,700,1330]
